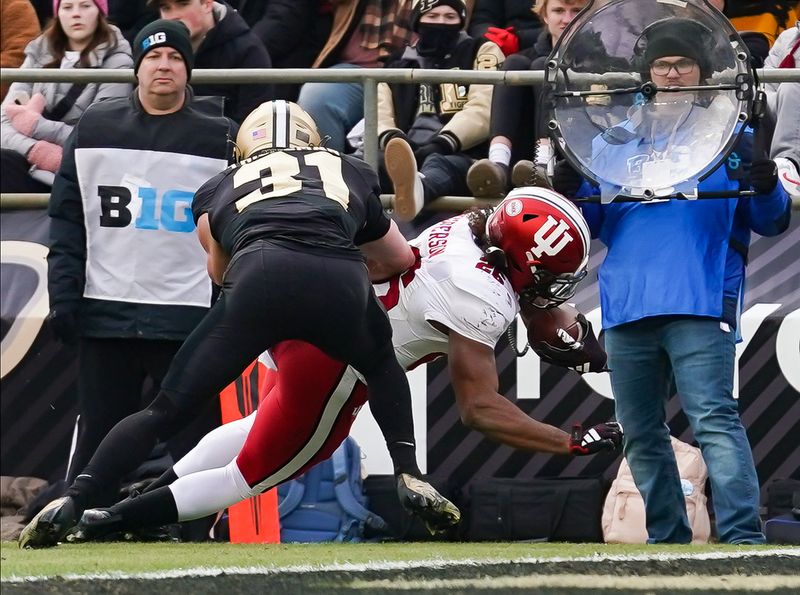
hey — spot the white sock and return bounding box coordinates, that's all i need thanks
[488,143,512,167]
[171,459,255,522]
[173,413,255,478]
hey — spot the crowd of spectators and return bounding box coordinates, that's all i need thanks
[379,0,504,222]
[1,0,799,546]
[1,0,132,193]
[3,0,798,209]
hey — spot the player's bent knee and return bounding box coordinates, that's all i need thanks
[145,392,183,436]
[225,459,261,500]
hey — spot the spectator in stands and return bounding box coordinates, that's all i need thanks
[151,0,273,123]
[552,18,791,544]
[468,0,542,56]
[296,0,414,152]
[108,0,158,45]
[724,0,798,46]
[465,0,587,198]
[229,0,333,101]
[707,0,791,67]
[44,19,236,508]
[1,0,132,194]
[379,0,504,222]
[1,0,41,102]
[765,20,800,198]
[28,0,52,27]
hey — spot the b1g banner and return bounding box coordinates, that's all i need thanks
[2,209,799,504]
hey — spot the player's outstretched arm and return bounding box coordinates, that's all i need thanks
[361,220,415,282]
[447,330,571,454]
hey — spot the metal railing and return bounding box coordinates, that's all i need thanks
[2,66,799,211]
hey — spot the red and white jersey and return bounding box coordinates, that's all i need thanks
[374,215,519,370]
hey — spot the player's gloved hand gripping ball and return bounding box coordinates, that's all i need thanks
[569,422,623,455]
[522,303,609,374]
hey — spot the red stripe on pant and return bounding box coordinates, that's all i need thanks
[236,340,368,489]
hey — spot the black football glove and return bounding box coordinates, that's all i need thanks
[569,422,623,456]
[46,304,79,345]
[552,159,584,197]
[532,313,609,374]
[413,136,453,167]
[749,158,779,194]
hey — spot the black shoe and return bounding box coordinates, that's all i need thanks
[18,496,79,548]
[396,474,461,535]
[70,508,125,543]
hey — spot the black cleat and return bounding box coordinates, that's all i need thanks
[69,508,125,543]
[18,496,79,548]
[396,474,461,535]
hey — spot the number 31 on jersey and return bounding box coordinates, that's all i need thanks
[233,150,349,212]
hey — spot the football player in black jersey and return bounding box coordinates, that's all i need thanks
[21,100,459,548]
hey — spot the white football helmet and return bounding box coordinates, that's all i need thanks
[236,100,322,159]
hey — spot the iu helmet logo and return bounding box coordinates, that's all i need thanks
[529,215,574,259]
[486,187,590,302]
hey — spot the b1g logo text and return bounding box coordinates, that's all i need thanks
[141,31,166,50]
[98,185,195,232]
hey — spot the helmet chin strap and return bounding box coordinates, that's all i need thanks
[228,137,243,164]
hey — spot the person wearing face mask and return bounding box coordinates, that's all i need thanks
[466,0,588,198]
[0,0,132,193]
[379,0,505,222]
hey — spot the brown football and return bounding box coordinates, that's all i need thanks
[522,303,584,348]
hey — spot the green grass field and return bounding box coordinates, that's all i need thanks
[1,541,795,579]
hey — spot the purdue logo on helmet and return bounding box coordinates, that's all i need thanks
[236,100,322,160]
[486,187,590,307]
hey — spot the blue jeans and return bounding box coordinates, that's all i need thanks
[605,316,765,544]
[297,63,364,152]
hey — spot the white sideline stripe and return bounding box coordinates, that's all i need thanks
[4,548,798,583]
[352,574,800,591]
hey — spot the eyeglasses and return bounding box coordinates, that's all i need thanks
[650,58,698,76]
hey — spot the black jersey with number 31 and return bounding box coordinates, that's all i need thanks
[192,147,391,259]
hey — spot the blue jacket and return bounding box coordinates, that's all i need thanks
[577,127,791,332]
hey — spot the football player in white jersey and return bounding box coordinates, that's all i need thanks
[75,188,622,539]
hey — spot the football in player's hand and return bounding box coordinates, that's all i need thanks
[522,303,584,349]
[520,303,609,374]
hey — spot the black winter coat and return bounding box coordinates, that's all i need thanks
[193,3,275,123]
[231,0,332,69]
[468,0,543,52]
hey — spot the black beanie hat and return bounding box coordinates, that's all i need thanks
[411,0,467,31]
[637,18,714,75]
[133,19,194,80]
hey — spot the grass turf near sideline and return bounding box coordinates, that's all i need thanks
[2,541,798,580]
